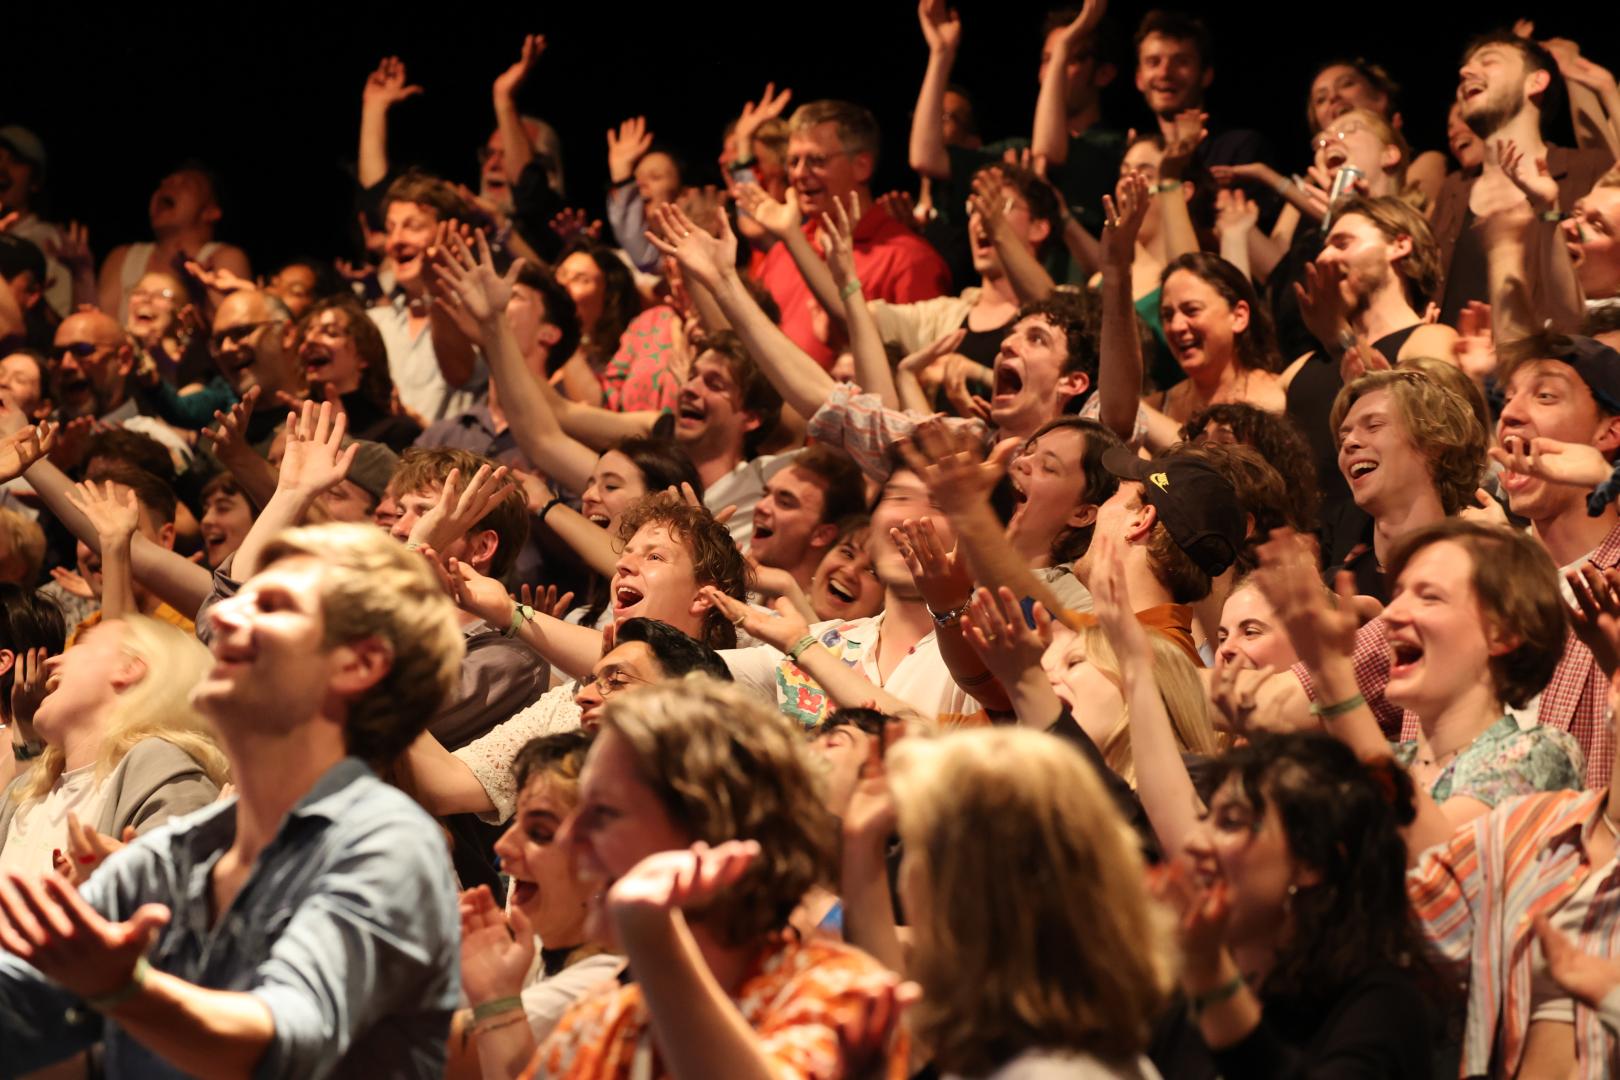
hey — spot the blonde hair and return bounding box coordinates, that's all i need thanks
[17,616,227,803]
[0,506,44,586]
[1069,624,1223,786]
[259,524,464,765]
[600,675,836,947]
[888,728,1175,1073]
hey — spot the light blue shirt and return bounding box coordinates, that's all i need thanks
[368,294,486,422]
[0,758,460,1079]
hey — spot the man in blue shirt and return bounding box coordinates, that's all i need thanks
[0,523,466,1078]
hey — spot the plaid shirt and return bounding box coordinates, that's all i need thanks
[1296,520,1620,789]
[1409,789,1620,1079]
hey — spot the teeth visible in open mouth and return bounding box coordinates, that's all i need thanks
[586,513,610,527]
[1349,461,1377,478]
[827,579,856,603]
[615,586,644,607]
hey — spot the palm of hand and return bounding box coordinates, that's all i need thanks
[607,849,703,913]
[746,190,800,237]
[461,920,532,999]
[462,263,513,322]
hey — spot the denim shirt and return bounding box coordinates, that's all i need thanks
[0,758,460,1079]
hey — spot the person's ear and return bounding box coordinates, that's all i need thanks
[1526,67,1551,104]
[1292,862,1324,890]
[1484,617,1522,659]
[537,322,562,348]
[739,409,762,435]
[691,588,716,620]
[0,649,17,681]
[1200,66,1215,91]
[808,521,840,551]
[1027,217,1053,249]
[1134,64,1151,95]
[1067,503,1099,530]
[201,202,223,227]
[1387,232,1414,266]
[466,528,500,575]
[109,654,149,693]
[851,151,875,186]
[1125,498,1157,543]
[328,636,393,699]
[1381,141,1404,173]
[1056,370,1090,403]
[1593,418,1620,458]
[115,344,136,377]
[157,522,176,551]
[1229,298,1251,336]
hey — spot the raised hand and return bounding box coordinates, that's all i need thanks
[1160,110,1209,180]
[734,181,802,241]
[58,812,132,886]
[47,221,93,274]
[876,190,923,234]
[440,553,518,627]
[968,168,1012,239]
[1149,857,1233,972]
[607,840,760,932]
[917,0,963,54]
[278,399,358,496]
[818,193,863,291]
[644,202,740,292]
[1208,651,1279,735]
[520,582,577,621]
[1214,187,1259,238]
[1253,528,1358,675]
[897,417,1019,518]
[363,56,424,112]
[493,34,545,105]
[49,566,94,600]
[431,228,522,337]
[1090,531,1154,671]
[549,207,603,244]
[0,870,171,1001]
[10,646,49,729]
[1101,170,1152,268]
[961,585,1052,688]
[66,480,141,545]
[407,463,516,554]
[204,385,261,466]
[1292,260,1352,353]
[1051,0,1107,54]
[459,884,535,1006]
[1453,301,1497,382]
[1338,335,1391,385]
[897,328,966,380]
[702,587,806,653]
[1564,564,1620,677]
[940,355,992,423]
[0,419,55,482]
[607,116,654,183]
[891,517,971,616]
[182,259,253,297]
[1494,138,1558,214]
[1491,434,1611,489]
[733,83,794,158]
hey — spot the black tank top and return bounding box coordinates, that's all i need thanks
[1284,324,1420,564]
[954,311,1014,367]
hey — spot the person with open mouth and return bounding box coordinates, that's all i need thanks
[449,731,622,1074]
[521,677,909,1079]
[1304,59,1450,208]
[296,296,420,451]
[747,446,865,601]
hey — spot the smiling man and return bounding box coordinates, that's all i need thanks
[748,445,864,594]
[0,523,465,1078]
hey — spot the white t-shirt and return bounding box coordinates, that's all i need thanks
[0,763,109,877]
[704,450,803,549]
[721,609,975,728]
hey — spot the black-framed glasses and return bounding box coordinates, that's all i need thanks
[53,342,106,361]
[575,668,651,697]
[210,321,272,355]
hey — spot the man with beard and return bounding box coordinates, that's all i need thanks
[1432,32,1614,323]
[49,310,191,463]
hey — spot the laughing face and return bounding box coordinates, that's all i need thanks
[1446,102,1486,170]
[125,272,183,348]
[867,469,956,594]
[148,169,219,234]
[561,724,697,946]
[1496,359,1620,521]
[634,151,681,210]
[571,641,664,731]
[51,311,130,419]
[1214,584,1298,673]
[383,199,439,291]
[0,351,43,417]
[1134,32,1209,117]
[555,252,606,331]
[990,314,1087,439]
[1161,269,1248,383]
[1562,187,1620,300]
[1457,43,1541,139]
[1316,212,1406,312]
[1007,426,1095,564]
[1311,113,1398,186]
[673,352,756,457]
[200,485,254,569]
[1040,622,1125,747]
[1309,64,1392,132]
[749,465,833,573]
[299,306,366,396]
[1181,776,1310,953]
[1382,540,1501,717]
[492,770,594,949]
[808,527,883,623]
[580,450,650,531]
[211,291,294,398]
[32,621,133,743]
[609,523,710,637]
[1336,389,1432,517]
[787,121,867,221]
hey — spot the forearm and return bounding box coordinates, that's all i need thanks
[1157,191,1199,261]
[402,731,498,817]
[843,285,899,407]
[621,914,778,1080]
[548,377,657,452]
[1220,228,1253,281]
[96,533,138,621]
[494,99,535,188]
[542,504,619,578]
[1123,666,1202,855]
[1098,266,1146,442]
[470,1009,538,1080]
[1485,232,1540,350]
[478,315,598,494]
[1245,227,1287,284]
[951,503,1069,622]
[233,487,318,582]
[1032,55,1072,166]
[358,105,391,190]
[218,449,279,511]
[429,308,480,391]
[778,230,845,322]
[109,969,275,1079]
[894,365,932,415]
[1061,217,1102,280]
[1004,668,1061,729]
[1184,951,1264,1053]
[515,612,603,680]
[908,48,956,180]
[685,275,731,335]
[993,230,1056,305]
[1568,83,1620,158]
[708,270,836,418]
[797,644,923,719]
[1533,223,1587,333]
[839,840,906,974]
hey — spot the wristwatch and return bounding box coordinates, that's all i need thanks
[928,599,970,629]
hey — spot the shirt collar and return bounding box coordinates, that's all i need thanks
[1540,789,1610,855]
[285,757,380,823]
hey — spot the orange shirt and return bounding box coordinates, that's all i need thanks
[67,604,196,648]
[529,932,909,1080]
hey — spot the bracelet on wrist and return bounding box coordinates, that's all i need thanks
[471,995,525,1025]
[1188,972,1246,1014]
[786,633,820,662]
[839,279,862,300]
[538,496,563,523]
[1538,209,1565,223]
[1310,691,1365,720]
[927,599,970,629]
[505,603,536,639]
[85,955,150,1012]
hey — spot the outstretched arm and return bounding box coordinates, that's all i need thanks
[440,555,603,679]
[358,57,422,190]
[820,195,899,406]
[733,183,845,324]
[232,401,360,582]
[1096,172,1151,441]
[971,169,1055,305]
[909,0,962,181]
[647,203,837,420]
[1032,1,1105,166]
[66,481,142,621]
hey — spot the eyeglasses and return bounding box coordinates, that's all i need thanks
[1311,118,1368,155]
[786,149,852,173]
[129,287,177,303]
[575,668,650,697]
[53,342,107,361]
[210,320,272,355]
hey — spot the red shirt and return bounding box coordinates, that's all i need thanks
[756,208,951,370]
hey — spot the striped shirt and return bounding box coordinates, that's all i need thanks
[1408,788,1620,1077]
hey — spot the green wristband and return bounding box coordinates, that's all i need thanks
[839,279,862,300]
[85,955,150,1012]
[471,995,524,1025]
[1189,972,1245,1014]
[1310,691,1366,719]
[505,603,535,639]
[787,634,819,662]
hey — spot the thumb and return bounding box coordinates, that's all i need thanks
[120,826,138,843]
[124,903,172,945]
[987,437,1020,472]
[507,901,533,942]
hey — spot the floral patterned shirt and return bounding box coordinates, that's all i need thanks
[603,306,684,414]
[1393,712,1584,807]
[528,933,909,1080]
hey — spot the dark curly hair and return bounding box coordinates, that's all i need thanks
[1182,403,1321,536]
[1207,733,1434,1007]
[1017,290,1101,391]
[615,492,750,649]
[1179,442,1301,574]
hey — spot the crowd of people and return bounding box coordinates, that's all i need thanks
[3,2,1620,1076]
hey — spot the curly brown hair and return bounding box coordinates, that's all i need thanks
[1180,443,1299,573]
[1384,520,1566,708]
[1329,369,1487,516]
[1181,403,1320,535]
[601,676,837,948]
[615,492,749,649]
[295,296,394,413]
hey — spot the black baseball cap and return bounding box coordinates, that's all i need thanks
[1545,335,1620,414]
[1101,446,1245,578]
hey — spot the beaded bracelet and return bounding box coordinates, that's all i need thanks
[787,634,819,661]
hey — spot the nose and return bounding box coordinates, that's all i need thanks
[492,821,521,865]
[573,677,603,713]
[207,591,249,639]
[1382,591,1414,628]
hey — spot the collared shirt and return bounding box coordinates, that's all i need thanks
[721,610,975,728]
[0,757,460,1079]
[707,450,803,550]
[68,603,196,648]
[1409,788,1620,1079]
[435,618,549,750]
[758,210,951,370]
[368,294,486,422]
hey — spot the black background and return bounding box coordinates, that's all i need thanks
[2,2,1609,271]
